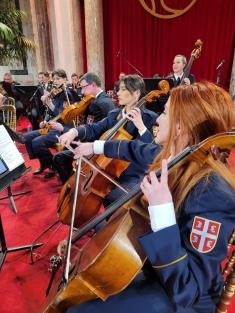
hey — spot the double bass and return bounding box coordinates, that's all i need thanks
[57,81,170,227]
[180,38,203,84]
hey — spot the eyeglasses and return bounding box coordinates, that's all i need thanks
[81,84,90,89]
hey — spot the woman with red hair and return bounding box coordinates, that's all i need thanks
[61,81,235,313]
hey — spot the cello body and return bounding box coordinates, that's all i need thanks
[57,127,132,227]
[42,209,149,313]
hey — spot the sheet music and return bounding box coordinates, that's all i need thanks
[0,125,24,171]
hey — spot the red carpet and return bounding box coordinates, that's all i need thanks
[0,117,234,313]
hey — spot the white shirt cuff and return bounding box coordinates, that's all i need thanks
[93,140,105,154]
[72,128,78,137]
[148,202,176,232]
[139,127,147,136]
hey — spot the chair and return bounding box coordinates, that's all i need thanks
[0,105,17,131]
[7,97,16,106]
[72,115,84,127]
[216,229,235,313]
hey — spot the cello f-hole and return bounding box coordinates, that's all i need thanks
[83,170,94,192]
[57,184,72,213]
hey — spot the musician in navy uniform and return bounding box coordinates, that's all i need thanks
[24,69,74,178]
[28,71,53,130]
[55,75,158,205]
[166,54,195,87]
[79,72,115,124]
[60,81,235,313]
[67,73,83,103]
[53,71,116,183]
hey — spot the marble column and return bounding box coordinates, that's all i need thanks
[84,0,105,88]
[46,0,83,79]
[29,0,54,72]
[229,50,235,102]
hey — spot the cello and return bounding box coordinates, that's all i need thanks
[57,80,170,227]
[42,131,235,313]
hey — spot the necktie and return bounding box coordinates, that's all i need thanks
[176,77,181,86]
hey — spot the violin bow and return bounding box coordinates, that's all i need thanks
[62,83,71,106]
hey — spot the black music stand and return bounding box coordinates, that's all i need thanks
[0,164,32,214]
[0,163,43,270]
[0,214,42,271]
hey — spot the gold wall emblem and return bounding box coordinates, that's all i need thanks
[139,0,198,19]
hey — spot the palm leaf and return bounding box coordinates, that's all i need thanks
[20,36,37,49]
[0,1,36,63]
[0,22,13,41]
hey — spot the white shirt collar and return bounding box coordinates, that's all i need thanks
[174,73,183,80]
[96,90,103,98]
[122,108,126,117]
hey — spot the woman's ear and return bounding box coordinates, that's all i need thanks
[175,122,181,137]
[135,90,141,101]
[171,123,181,155]
[175,124,189,151]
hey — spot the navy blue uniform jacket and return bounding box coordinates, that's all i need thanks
[104,138,160,173]
[84,91,115,124]
[139,174,235,312]
[75,107,157,143]
[103,139,161,207]
[76,109,157,179]
[166,73,196,87]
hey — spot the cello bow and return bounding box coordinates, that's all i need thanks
[71,131,235,244]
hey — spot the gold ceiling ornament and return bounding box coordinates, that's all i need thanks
[138,0,198,19]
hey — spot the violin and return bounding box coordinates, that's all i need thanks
[39,95,95,135]
[42,131,235,313]
[40,85,66,109]
[57,82,170,227]
[48,85,65,99]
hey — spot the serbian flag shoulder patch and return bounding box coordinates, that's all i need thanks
[190,216,221,253]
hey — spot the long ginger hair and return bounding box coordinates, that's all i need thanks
[150,81,235,211]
